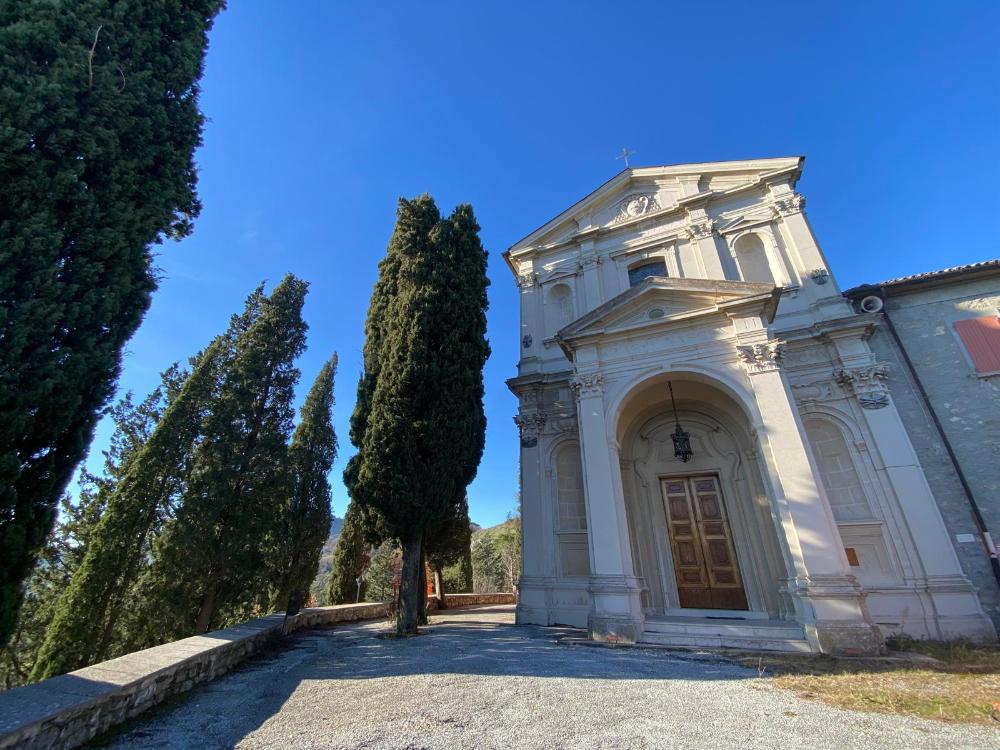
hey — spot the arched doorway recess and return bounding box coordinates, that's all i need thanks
[615,374,791,621]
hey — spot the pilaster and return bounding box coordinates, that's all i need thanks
[731,313,883,654]
[570,367,644,643]
[512,383,548,625]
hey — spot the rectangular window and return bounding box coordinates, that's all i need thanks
[954,317,1000,374]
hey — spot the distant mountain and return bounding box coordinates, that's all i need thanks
[329,515,344,538]
[309,514,344,605]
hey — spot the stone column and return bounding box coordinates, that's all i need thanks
[571,370,644,643]
[514,393,548,626]
[732,316,882,654]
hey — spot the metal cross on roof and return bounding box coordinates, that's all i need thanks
[616,147,636,168]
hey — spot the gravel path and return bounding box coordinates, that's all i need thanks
[101,605,997,749]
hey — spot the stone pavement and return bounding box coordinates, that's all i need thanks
[101,605,998,749]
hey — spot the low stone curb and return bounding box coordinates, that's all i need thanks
[0,602,387,750]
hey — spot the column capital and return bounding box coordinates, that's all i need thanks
[516,272,538,289]
[736,341,785,374]
[835,363,891,410]
[513,412,547,448]
[769,193,806,218]
[570,372,605,399]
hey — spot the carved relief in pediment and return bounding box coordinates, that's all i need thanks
[612,193,661,224]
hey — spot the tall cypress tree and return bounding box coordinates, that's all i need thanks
[148,275,308,636]
[0,0,225,647]
[268,355,338,613]
[31,342,222,681]
[347,196,489,634]
[328,501,371,605]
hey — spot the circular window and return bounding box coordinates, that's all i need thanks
[648,308,665,320]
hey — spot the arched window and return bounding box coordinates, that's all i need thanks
[732,233,775,284]
[556,443,587,530]
[804,419,873,521]
[628,259,667,287]
[547,283,574,334]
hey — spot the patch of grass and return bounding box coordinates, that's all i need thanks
[737,641,1000,726]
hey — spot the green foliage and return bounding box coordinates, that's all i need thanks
[0,0,225,647]
[328,502,370,604]
[307,516,345,607]
[364,543,399,603]
[31,352,219,680]
[426,496,473,595]
[142,275,308,638]
[345,195,490,633]
[1,493,94,689]
[267,356,338,613]
[471,515,521,593]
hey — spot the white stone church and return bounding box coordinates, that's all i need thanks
[505,156,996,654]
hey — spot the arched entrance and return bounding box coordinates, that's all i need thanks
[615,373,790,620]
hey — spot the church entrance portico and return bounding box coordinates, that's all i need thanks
[555,279,885,654]
[614,374,787,625]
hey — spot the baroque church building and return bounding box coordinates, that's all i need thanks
[505,157,996,654]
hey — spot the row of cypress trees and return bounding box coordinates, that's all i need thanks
[340,195,490,635]
[0,0,226,649]
[28,276,337,681]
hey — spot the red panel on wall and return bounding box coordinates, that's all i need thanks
[954,317,1000,374]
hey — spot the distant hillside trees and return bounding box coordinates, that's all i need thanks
[426,496,474,598]
[344,196,489,635]
[25,276,336,682]
[471,515,521,594]
[0,0,225,648]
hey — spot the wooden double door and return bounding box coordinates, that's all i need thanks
[660,475,748,611]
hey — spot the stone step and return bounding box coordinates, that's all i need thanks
[639,618,813,653]
[639,630,814,653]
[642,618,805,640]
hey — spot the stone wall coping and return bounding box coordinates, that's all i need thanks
[0,601,389,749]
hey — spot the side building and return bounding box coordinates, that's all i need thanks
[504,157,996,654]
[845,261,1000,631]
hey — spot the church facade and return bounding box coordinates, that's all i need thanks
[505,157,996,654]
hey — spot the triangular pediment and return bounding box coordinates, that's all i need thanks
[507,157,802,255]
[556,277,779,347]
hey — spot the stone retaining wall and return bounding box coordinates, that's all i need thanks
[0,602,387,750]
[433,592,516,609]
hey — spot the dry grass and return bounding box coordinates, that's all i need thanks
[736,638,1000,727]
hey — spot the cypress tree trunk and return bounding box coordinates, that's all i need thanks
[397,531,423,635]
[417,548,428,627]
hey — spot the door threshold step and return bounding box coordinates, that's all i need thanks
[638,631,813,653]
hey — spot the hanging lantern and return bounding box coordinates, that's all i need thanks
[668,382,693,463]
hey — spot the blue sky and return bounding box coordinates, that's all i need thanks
[83,1,1000,528]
